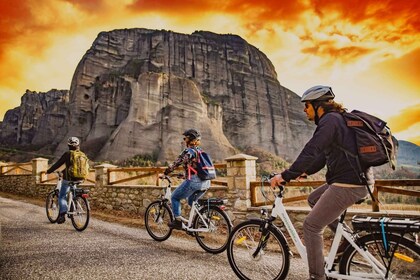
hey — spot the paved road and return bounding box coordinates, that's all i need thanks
[0,196,307,279]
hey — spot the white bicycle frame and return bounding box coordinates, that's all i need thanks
[271,194,389,279]
[163,185,218,233]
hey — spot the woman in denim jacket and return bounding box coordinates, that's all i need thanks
[164,129,211,230]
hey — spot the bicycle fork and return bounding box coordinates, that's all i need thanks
[252,220,273,259]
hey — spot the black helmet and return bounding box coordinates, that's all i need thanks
[183,129,201,140]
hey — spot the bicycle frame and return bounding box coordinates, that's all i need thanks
[270,188,389,280]
[162,184,216,233]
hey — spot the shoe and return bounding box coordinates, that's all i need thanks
[57,213,66,224]
[168,219,183,230]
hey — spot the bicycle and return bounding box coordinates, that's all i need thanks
[226,176,420,280]
[144,174,232,254]
[45,172,90,231]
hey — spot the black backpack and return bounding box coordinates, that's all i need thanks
[337,110,397,171]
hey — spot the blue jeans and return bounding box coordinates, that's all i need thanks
[59,180,70,215]
[171,175,210,217]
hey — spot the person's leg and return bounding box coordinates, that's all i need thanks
[171,179,191,217]
[187,176,209,205]
[57,180,69,223]
[303,185,367,280]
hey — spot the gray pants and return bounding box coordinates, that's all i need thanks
[304,184,368,280]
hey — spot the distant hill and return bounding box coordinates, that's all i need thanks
[397,140,420,167]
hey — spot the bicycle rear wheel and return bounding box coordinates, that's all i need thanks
[339,233,420,279]
[144,201,173,241]
[227,220,290,280]
[193,205,231,254]
[70,196,90,231]
[46,190,59,223]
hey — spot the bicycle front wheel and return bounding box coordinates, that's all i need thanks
[144,201,173,241]
[70,196,90,231]
[339,233,420,279]
[227,220,290,280]
[193,205,231,254]
[46,190,59,223]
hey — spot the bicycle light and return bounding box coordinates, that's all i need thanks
[82,194,89,198]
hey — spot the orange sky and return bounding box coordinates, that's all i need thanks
[1,0,419,144]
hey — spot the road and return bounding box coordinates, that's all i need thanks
[0,196,307,279]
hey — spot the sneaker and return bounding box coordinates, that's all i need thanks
[168,219,183,230]
[57,213,66,224]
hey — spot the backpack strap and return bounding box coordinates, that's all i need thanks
[186,147,198,180]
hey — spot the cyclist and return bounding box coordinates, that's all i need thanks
[163,129,211,230]
[46,137,84,224]
[270,85,373,280]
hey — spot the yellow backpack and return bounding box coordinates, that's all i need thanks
[68,150,90,180]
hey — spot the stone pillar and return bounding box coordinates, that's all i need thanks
[225,154,258,212]
[95,164,117,188]
[32,157,49,183]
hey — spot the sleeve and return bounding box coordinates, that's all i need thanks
[281,114,339,182]
[164,149,194,174]
[46,152,68,174]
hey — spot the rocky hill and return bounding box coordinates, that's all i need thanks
[0,28,314,162]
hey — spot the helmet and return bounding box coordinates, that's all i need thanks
[67,137,80,147]
[301,85,335,102]
[183,129,201,140]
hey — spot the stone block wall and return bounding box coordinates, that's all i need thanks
[0,155,309,225]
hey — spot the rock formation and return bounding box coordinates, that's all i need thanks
[0,28,314,162]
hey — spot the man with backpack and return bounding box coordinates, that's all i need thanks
[46,137,89,224]
[270,86,374,280]
[163,129,214,230]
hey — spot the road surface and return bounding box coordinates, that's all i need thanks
[0,196,307,279]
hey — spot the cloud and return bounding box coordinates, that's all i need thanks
[387,105,420,133]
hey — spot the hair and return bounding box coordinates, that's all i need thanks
[314,99,347,113]
[187,138,201,147]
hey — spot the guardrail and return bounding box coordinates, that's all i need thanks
[250,179,420,212]
[107,163,228,187]
[0,162,33,175]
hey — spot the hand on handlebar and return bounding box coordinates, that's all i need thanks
[270,174,286,188]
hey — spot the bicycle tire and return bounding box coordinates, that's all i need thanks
[46,190,59,223]
[339,233,420,279]
[227,220,290,280]
[70,196,90,231]
[192,205,231,254]
[144,201,173,241]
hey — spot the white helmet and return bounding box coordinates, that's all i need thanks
[67,137,80,147]
[301,85,335,102]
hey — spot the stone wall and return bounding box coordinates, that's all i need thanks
[0,155,268,224]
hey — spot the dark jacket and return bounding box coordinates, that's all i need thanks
[46,148,78,181]
[282,112,374,185]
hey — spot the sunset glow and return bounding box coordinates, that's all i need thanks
[1,0,419,144]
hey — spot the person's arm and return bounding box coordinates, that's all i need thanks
[281,114,338,182]
[46,152,68,174]
[164,149,193,175]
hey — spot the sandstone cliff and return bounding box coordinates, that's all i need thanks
[0,28,314,162]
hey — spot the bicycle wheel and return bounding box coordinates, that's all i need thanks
[193,205,231,254]
[70,196,90,231]
[339,233,420,279]
[46,190,59,223]
[144,201,173,241]
[227,220,290,280]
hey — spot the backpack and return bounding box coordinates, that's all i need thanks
[187,148,217,180]
[338,110,397,171]
[68,150,90,180]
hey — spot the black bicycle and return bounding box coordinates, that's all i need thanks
[45,172,90,231]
